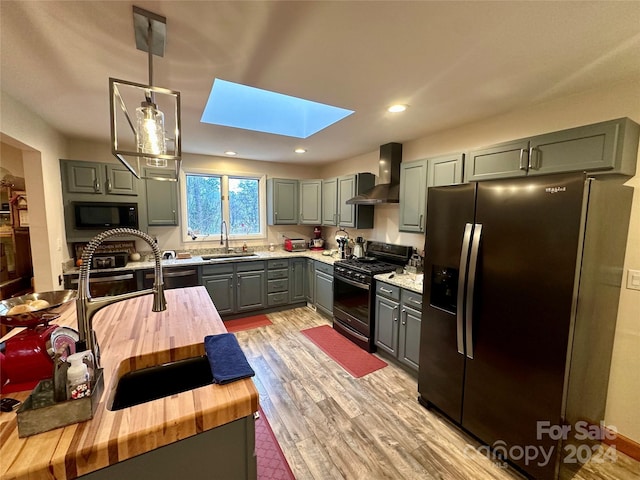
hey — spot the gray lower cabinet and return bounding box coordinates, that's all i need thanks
[202,264,235,316]
[289,258,306,304]
[267,178,298,225]
[299,179,322,225]
[374,283,400,355]
[314,261,333,316]
[267,259,289,307]
[237,268,266,312]
[374,282,422,372]
[305,258,315,303]
[398,290,422,371]
[80,415,255,480]
[202,261,265,315]
[145,168,178,226]
[465,117,640,182]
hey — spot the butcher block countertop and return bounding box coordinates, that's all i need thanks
[0,286,259,480]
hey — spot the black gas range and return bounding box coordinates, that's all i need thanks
[333,242,412,352]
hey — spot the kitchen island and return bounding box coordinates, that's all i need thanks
[0,286,259,480]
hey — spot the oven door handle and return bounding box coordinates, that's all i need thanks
[334,275,369,290]
[146,269,197,279]
[70,273,135,284]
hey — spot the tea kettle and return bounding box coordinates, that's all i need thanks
[353,237,365,258]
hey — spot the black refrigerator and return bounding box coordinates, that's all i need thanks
[418,172,632,479]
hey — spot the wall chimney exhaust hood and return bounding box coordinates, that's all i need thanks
[346,142,402,205]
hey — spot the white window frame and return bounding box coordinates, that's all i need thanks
[180,167,267,243]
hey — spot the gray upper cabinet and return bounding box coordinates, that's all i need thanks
[399,154,463,233]
[62,160,138,196]
[322,174,374,228]
[398,159,427,233]
[428,153,464,188]
[145,168,178,226]
[106,164,139,195]
[267,178,298,225]
[465,140,529,182]
[321,178,338,226]
[465,118,640,182]
[299,179,322,225]
[337,175,357,227]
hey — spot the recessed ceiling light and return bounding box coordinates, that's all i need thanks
[387,104,408,113]
[294,148,307,154]
[224,150,237,156]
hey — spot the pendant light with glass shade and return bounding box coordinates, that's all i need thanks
[109,6,181,180]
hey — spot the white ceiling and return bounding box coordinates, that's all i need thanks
[2,1,639,165]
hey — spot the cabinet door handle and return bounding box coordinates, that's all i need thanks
[519,148,528,171]
[528,147,538,170]
[93,179,100,192]
[106,178,112,193]
[172,210,176,222]
[419,214,424,231]
[401,309,406,325]
[393,305,398,322]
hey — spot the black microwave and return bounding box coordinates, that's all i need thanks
[73,202,139,229]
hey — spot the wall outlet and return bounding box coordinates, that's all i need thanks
[627,269,640,291]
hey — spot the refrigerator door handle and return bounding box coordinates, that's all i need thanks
[465,223,483,359]
[457,223,474,355]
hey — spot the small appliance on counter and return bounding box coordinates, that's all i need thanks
[310,226,325,250]
[0,290,78,394]
[353,237,365,258]
[91,252,128,269]
[284,237,307,252]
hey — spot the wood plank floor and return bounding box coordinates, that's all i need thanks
[235,307,640,480]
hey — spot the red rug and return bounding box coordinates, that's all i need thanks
[301,325,387,378]
[256,407,296,480]
[225,314,273,333]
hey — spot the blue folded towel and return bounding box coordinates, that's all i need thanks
[204,333,255,385]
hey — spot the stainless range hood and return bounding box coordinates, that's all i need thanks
[346,142,402,205]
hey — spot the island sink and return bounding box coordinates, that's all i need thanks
[110,356,213,410]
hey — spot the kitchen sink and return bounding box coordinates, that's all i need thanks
[109,356,213,410]
[201,253,258,260]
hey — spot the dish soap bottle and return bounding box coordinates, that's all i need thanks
[66,352,91,400]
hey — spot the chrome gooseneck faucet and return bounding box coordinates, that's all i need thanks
[76,228,166,367]
[220,220,231,252]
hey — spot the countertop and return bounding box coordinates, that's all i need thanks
[0,286,259,480]
[374,272,424,294]
[63,249,337,274]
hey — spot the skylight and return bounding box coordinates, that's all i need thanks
[201,79,354,138]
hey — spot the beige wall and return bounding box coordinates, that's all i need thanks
[0,142,24,177]
[0,91,68,291]
[322,77,640,442]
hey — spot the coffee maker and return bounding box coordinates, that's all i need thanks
[310,226,324,250]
